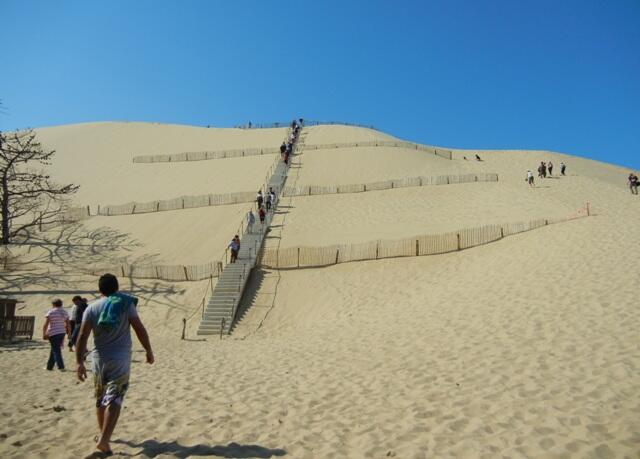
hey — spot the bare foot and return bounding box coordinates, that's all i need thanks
[95,440,112,456]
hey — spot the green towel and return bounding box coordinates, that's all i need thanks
[97,293,138,331]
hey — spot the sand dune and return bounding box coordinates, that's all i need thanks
[36,122,286,206]
[80,203,250,265]
[1,122,639,458]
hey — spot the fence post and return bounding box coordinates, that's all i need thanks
[335,248,339,264]
[97,204,100,215]
[183,266,189,281]
[457,233,461,251]
[375,242,379,259]
[182,198,185,209]
[181,318,186,340]
[586,202,590,216]
[121,265,125,277]
[297,247,300,268]
[155,266,160,278]
[131,204,136,214]
[416,239,419,256]
[500,227,504,239]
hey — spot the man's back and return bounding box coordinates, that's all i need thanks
[84,295,138,360]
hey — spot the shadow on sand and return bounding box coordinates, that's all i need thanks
[113,439,286,458]
[0,339,47,353]
[2,222,189,313]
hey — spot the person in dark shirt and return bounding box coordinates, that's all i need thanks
[628,173,639,195]
[68,296,89,351]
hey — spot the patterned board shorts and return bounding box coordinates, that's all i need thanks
[93,357,130,408]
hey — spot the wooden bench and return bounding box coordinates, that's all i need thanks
[0,316,35,340]
[1,298,35,341]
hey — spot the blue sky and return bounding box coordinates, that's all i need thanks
[1,0,639,168]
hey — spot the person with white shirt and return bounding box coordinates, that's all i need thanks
[42,299,70,370]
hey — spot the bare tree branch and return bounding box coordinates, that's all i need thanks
[1,128,79,244]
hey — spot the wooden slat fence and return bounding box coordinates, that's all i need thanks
[96,191,257,216]
[257,206,590,270]
[301,139,452,159]
[133,146,282,163]
[282,173,499,198]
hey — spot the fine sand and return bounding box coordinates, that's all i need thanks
[1,122,639,458]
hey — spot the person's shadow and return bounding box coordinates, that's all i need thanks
[112,439,286,458]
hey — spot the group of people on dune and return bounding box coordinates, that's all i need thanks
[279,118,303,165]
[42,274,154,457]
[526,160,566,187]
[229,119,303,265]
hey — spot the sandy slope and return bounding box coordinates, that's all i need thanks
[35,122,285,206]
[80,203,250,265]
[1,123,639,458]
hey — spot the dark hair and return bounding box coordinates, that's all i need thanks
[98,273,119,296]
[52,299,63,307]
[72,295,82,302]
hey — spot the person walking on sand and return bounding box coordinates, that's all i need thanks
[548,161,554,176]
[68,296,89,351]
[629,173,639,195]
[280,141,286,159]
[526,170,535,187]
[538,162,546,178]
[560,162,566,176]
[256,190,263,209]
[43,299,70,371]
[75,274,154,457]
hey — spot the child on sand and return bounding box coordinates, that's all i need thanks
[43,299,70,371]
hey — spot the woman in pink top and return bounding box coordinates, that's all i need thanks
[42,299,70,371]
